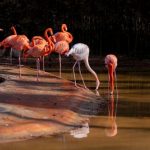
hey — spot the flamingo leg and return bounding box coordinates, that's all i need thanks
[78,61,87,89]
[114,70,118,92]
[10,48,13,64]
[36,57,40,81]
[59,54,62,78]
[73,60,78,87]
[18,51,21,78]
[107,71,110,95]
[42,56,45,71]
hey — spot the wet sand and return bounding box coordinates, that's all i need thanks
[0,65,104,143]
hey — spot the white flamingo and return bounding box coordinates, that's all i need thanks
[66,43,100,90]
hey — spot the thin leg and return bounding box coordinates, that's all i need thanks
[107,71,110,95]
[59,54,61,78]
[114,70,118,93]
[42,56,45,71]
[36,57,40,81]
[78,61,87,89]
[73,60,78,87]
[10,48,13,64]
[95,90,100,96]
[19,51,21,78]
[114,70,119,120]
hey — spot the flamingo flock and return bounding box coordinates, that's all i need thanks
[0,24,118,95]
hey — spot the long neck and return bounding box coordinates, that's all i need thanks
[84,57,100,90]
[44,28,55,51]
[11,26,17,35]
[61,24,67,32]
[67,32,73,43]
[44,28,52,44]
[108,63,114,94]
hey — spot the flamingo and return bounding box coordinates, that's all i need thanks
[54,24,73,43]
[51,24,73,77]
[66,43,100,90]
[54,40,70,77]
[9,33,30,78]
[0,26,17,49]
[0,26,30,77]
[105,54,117,94]
[0,26,17,63]
[24,28,55,81]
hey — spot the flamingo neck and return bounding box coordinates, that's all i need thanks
[61,24,67,32]
[11,26,17,35]
[44,28,55,52]
[67,33,73,43]
[108,63,114,94]
[84,57,100,90]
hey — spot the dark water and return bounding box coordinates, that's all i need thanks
[0,71,150,150]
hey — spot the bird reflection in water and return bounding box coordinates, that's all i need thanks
[70,122,89,139]
[105,93,118,137]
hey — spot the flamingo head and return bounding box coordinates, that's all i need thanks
[10,26,17,35]
[51,35,56,43]
[65,47,74,57]
[61,24,67,32]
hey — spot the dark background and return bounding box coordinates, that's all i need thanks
[0,0,150,59]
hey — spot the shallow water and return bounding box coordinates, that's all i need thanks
[0,69,150,150]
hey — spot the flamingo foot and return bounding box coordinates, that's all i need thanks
[84,86,88,89]
[95,90,100,96]
[74,82,80,89]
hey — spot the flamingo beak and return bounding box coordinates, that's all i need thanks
[52,36,56,43]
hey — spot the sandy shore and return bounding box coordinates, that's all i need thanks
[0,64,105,143]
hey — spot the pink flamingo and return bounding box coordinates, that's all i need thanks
[0,26,17,63]
[51,24,73,77]
[0,26,17,48]
[24,28,55,81]
[0,26,30,77]
[66,43,100,90]
[9,33,30,78]
[105,54,117,94]
[54,24,73,43]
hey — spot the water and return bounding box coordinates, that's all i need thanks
[0,69,150,150]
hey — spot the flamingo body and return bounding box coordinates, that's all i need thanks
[54,40,69,54]
[0,35,17,48]
[10,35,30,51]
[54,32,73,43]
[52,24,73,77]
[54,24,73,43]
[26,36,48,57]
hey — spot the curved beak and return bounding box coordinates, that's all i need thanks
[52,36,56,43]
